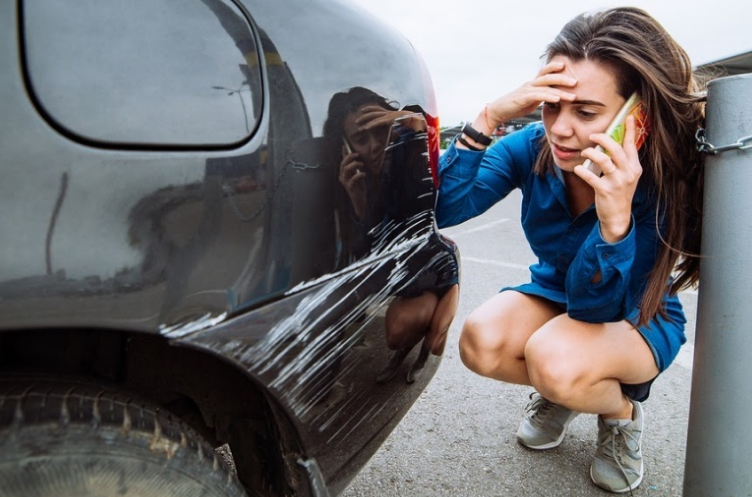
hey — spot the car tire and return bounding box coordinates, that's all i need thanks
[0,378,247,497]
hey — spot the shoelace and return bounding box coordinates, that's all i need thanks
[598,422,641,496]
[524,394,559,429]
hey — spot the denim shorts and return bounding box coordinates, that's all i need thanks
[622,294,686,401]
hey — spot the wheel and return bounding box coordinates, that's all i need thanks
[0,378,248,497]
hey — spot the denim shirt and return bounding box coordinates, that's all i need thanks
[437,123,677,324]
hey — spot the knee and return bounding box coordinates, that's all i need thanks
[458,312,513,377]
[385,297,432,350]
[525,334,584,405]
[385,317,422,349]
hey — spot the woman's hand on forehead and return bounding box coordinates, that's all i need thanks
[486,60,578,124]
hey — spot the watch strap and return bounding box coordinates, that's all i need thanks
[461,123,493,146]
[457,134,483,151]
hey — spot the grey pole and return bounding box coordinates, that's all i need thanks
[684,73,752,496]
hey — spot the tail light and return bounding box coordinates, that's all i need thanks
[416,51,440,189]
[425,114,440,189]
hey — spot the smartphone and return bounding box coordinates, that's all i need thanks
[342,137,353,155]
[342,137,363,175]
[582,93,649,175]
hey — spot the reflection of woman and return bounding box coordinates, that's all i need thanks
[338,103,390,221]
[323,87,459,382]
[437,8,704,493]
[323,87,397,263]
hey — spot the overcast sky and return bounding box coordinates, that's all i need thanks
[349,0,752,126]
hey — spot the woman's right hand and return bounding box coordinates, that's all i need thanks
[485,60,578,128]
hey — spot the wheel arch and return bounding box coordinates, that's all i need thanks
[0,327,312,496]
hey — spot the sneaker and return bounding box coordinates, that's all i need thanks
[516,392,579,449]
[590,399,644,493]
[375,346,412,384]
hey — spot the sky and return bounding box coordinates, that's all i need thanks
[348,0,752,126]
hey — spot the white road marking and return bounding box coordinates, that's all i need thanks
[450,218,510,236]
[462,256,530,271]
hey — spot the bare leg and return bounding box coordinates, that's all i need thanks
[385,292,439,350]
[460,291,659,419]
[378,291,440,384]
[459,291,562,385]
[424,284,459,356]
[525,315,659,419]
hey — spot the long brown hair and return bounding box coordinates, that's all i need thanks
[534,7,706,326]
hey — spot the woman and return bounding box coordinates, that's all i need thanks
[323,87,396,264]
[436,7,704,493]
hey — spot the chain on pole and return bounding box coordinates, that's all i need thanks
[696,127,752,154]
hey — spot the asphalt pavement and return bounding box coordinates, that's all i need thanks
[342,190,695,497]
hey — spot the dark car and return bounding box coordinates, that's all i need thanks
[0,0,459,496]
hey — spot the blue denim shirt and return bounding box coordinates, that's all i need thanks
[437,123,679,324]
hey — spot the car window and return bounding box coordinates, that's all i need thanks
[22,0,262,148]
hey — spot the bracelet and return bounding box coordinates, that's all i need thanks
[461,123,493,146]
[457,134,483,151]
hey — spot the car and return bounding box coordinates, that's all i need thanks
[0,0,459,496]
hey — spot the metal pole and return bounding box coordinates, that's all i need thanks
[684,73,752,496]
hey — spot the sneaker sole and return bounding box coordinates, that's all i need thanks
[517,410,580,450]
[589,460,644,494]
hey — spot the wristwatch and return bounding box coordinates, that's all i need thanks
[457,134,483,151]
[461,123,493,146]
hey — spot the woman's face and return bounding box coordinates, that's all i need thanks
[342,105,388,174]
[542,55,627,172]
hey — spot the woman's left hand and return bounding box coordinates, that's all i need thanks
[574,115,643,244]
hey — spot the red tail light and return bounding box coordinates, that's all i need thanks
[425,114,440,188]
[416,52,440,189]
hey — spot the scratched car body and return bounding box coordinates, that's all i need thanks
[0,1,459,496]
